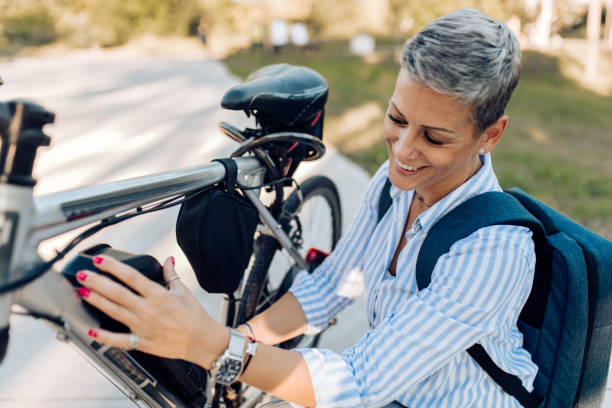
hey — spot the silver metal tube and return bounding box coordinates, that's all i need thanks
[13,270,173,408]
[240,389,265,407]
[31,157,262,243]
[242,189,309,271]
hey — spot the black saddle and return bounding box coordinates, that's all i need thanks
[221,64,328,130]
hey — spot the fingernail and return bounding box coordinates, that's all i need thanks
[171,256,175,266]
[92,256,104,265]
[77,287,90,298]
[88,329,98,338]
[76,271,87,281]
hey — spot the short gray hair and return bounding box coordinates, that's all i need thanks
[400,8,521,132]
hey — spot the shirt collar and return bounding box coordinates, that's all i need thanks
[389,154,502,234]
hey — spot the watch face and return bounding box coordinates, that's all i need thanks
[215,358,243,384]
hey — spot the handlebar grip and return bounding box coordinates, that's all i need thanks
[0,325,8,364]
[0,100,54,186]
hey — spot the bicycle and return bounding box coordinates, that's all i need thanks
[0,63,342,408]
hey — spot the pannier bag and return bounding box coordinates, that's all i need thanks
[176,158,259,294]
[378,180,612,408]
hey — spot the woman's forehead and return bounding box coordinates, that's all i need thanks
[391,69,474,130]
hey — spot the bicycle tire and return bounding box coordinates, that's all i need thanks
[236,175,342,349]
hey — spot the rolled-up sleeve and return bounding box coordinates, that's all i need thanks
[294,225,535,407]
[289,162,389,332]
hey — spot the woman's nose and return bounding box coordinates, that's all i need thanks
[394,128,420,159]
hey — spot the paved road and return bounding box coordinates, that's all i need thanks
[0,50,610,407]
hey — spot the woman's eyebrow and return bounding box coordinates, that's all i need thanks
[389,101,407,119]
[390,101,455,134]
[422,125,455,134]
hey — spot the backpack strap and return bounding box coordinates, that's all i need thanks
[377,177,393,223]
[415,191,545,408]
[212,158,238,194]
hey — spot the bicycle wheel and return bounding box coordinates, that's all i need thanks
[236,175,342,349]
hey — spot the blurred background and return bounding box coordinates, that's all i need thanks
[0,0,611,239]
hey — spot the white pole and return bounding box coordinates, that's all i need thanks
[585,0,602,81]
[532,0,554,48]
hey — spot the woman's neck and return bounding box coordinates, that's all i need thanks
[415,155,483,208]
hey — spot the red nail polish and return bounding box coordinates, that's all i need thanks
[92,256,104,265]
[88,329,98,338]
[76,271,87,281]
[77,287,90,298]
[171,256,175,266]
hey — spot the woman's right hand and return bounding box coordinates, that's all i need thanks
[76,255,229,369]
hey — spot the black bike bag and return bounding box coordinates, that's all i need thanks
[175,158,259,294]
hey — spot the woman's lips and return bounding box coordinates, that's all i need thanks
[394,159,425,176]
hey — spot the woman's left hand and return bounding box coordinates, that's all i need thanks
[76,255,228,369]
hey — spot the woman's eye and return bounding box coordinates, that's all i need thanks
[424,131,443,145]
[387,114,405,125]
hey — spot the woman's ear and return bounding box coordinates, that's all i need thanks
[478,115,508,154]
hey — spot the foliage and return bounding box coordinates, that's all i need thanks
[87,0,202,46]
[386,0,529,36]
[308,0,360,39]
[0,0,600,50]
[0,0,57,45]
[0,0,203,48]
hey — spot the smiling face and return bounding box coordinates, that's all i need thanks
[384,69,504,205]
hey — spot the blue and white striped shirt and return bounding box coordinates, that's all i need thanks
[289,154,537,407]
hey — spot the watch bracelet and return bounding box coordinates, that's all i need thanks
[211,328,247,386]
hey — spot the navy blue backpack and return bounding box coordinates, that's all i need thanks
[378,179,612,408]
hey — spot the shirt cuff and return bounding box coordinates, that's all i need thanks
[294,348,362,407]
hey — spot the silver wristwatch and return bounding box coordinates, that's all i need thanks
[210,328,246,385]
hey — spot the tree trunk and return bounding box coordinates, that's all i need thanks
[605,0,612,47]
[587,0,602,41]
[532,0,553,48]
[585,0,603,81]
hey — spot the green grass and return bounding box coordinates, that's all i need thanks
[223,44,612,238]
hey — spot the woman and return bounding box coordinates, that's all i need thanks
[75,9,535,407]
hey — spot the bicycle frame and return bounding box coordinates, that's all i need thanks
[0,156,308,408]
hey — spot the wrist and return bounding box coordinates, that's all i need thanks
[210,328,248,385]
[193,323,230,370]
[235,324,249,337]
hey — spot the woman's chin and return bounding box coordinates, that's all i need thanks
[389,163,427,191]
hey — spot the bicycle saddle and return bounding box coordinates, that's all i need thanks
[221,64,328,127]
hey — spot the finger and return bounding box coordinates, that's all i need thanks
[76,269,143,312]
[91,255,164,297]
[87,327,142,351]
[162,256,185,292]
[78,285,138,328]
